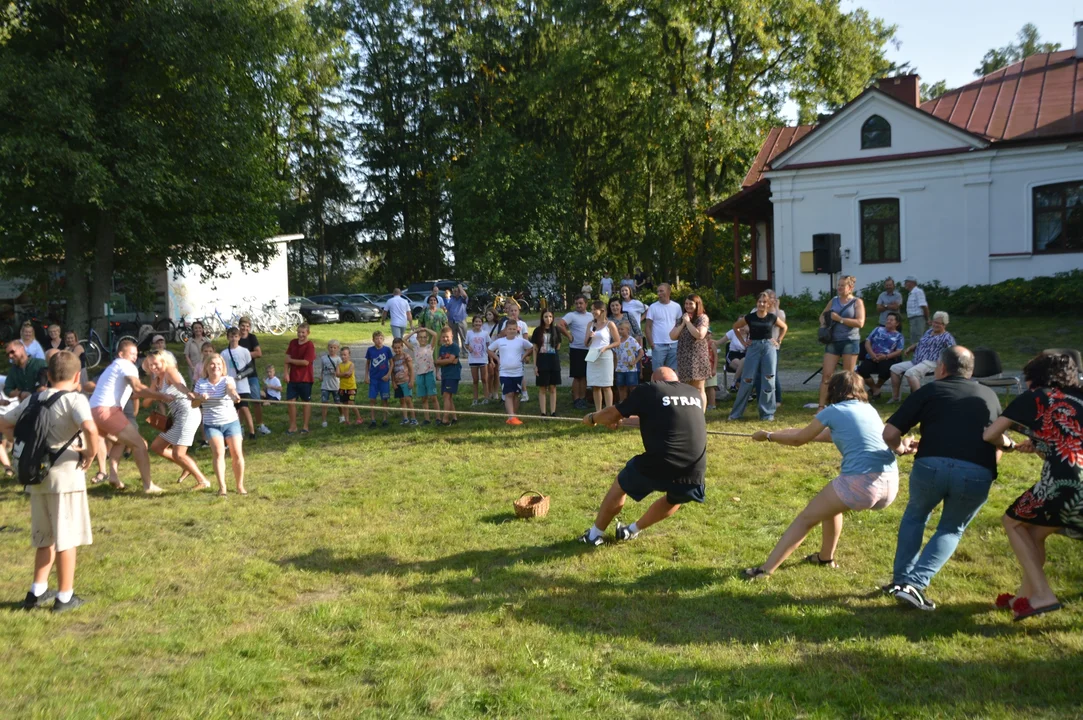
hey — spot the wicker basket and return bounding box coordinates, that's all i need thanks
[513,490,550,519]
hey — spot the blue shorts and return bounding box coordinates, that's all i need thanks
[204,419,243,441]
[500,376,523,396]
[247,376,261,398]
[286,382,312,402]
[368,379,390,400]
[394,383,413,399]
[617,457,705,505]
[824,340,860,357]
[615,370,639,387]
[415,371,437,397]
[441,378,460,395]
[320,389,339,403]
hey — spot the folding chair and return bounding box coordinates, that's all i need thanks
[972,347,1020,396]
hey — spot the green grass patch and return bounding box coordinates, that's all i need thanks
[1,386,1081,718]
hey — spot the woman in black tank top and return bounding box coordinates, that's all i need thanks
[728,292,787,421]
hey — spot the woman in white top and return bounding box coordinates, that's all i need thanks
[20,322,45,360]
[585,300,620,412]
[145,349,210,490]
[183,321,206,385]
[190,355,246,496]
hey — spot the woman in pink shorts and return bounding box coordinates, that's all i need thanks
[743,370,913,579]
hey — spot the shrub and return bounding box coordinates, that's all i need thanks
[859,271,1083,317]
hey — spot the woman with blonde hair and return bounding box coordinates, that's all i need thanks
[744,371,907,579]
[190,355,246,496]
[144,349,210,490]
[817,275,865,410]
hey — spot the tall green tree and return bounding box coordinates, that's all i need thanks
[0,0,302,333]
[976,23,1061,77]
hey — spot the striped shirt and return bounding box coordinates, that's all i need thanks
[193,376,239,426]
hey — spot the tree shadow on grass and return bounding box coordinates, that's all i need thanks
[612,649,1083,715]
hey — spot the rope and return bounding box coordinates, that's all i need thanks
[245,397,755,437]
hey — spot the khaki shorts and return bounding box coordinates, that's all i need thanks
[30,491,93,552]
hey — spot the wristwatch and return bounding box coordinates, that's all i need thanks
[589,413,596,426]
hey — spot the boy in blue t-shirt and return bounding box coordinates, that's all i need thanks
[435,326,461,425]
[365,331,394,427]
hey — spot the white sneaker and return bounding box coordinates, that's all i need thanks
[257,424,272,435]
[471,399,478,406]
[520,390,529,402]
[338,416,346,423]
[321,421,328,428]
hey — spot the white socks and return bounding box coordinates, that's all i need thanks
[587,525,604,541]
[627,522,640,535]
[30,582,47,597]
[57,589,73,603]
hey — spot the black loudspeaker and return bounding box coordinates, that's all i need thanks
[812,233,842,274]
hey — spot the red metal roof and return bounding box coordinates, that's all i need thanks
[922,50,1082,141]
[740,51,1082,187]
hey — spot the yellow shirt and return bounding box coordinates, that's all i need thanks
[339,360,357,391]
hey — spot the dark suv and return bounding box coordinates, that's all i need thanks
[308,294,380,323]
[405,279,468,296]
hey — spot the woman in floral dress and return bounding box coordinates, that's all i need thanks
[671,294,710,409]
[984,352,1082,621]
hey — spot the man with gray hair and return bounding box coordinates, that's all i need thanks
[876,277,903,326]
[903,276,929,344]
[880,346,1008,611]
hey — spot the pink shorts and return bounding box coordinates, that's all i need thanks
[91,405,130,436]
[831,470,899,511]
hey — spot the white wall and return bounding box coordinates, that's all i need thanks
[767,142,1083,296]
[166,237,297,321]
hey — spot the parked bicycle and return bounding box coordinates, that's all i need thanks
[78,319,137,369]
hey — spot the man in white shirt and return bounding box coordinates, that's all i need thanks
[381,289,414,340]
[642,283,682,371]
[904,276,929,345]
[89,339,171,494]
[559,295,593,409]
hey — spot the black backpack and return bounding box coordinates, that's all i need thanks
[11,391,81,486]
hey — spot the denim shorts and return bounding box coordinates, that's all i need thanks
[247,375,261,398]
[824,340,860,357]
[204,419,243,441]
[320,389,339,404]
[615,370,639,387]
[415,371,437,397]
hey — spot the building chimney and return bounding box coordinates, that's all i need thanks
[877,75,921,108]
[1076,21,1083,60]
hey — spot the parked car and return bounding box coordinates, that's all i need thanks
[308,294,379,323]
[338,294,383,322]
[406,279,469,296]
[401,293,429,319]
[288,296,339,324]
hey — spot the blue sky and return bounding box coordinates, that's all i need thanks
[853,0,1078,89]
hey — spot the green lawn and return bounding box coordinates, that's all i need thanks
[1,367,1082,716]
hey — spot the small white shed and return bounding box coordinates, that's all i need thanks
[164,234,302,322]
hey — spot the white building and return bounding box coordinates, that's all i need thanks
[709,25,1083,298]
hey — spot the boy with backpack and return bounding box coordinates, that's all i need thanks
[0,351,100,612]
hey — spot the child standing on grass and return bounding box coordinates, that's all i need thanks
[466,315,489,405]
[222,327,256,440]
[488,321,534,425]
[614,319,643,404]
[338,347,362,424]
[407,327,438,425]
[319,340,342,427]
[365,331,393,428]
[482,308,501,401]
[436,326,461,425]
[264,365,282,402]
[0,351,101,613]
[391,338,417,425]
[531,309,569,417]
[705,331,718,410]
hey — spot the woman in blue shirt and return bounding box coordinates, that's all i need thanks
[857,311,905,398]
[743,370,912,579]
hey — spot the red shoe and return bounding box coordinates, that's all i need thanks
[506,417,523,426]
[995,593,1015,610]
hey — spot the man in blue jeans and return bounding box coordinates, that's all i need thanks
[881,346,1007,611]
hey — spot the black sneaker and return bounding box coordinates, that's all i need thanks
[881,582,902,596]
[52,594,86,613]
[577,529,604,546]
[893,584,936,611]
[248,432,256,441]
[369,420,377,428]
[615,521,639,542]
[22,589,56,610]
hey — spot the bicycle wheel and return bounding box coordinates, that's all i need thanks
[115,335,138,353]
[79,339,102,369]
[155,317,176,339]
[203,316,224,341]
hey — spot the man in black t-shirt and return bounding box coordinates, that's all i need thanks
[880,345,1009,610]
[578,367,707,545]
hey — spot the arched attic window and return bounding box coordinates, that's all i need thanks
[861,115,891,149]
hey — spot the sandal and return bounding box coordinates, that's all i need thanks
[743,567,771,580]
[995,593,1016,610]
[804,553,838,568]
[91,471,108,484]
[2,466,14,479]
[1011,597,1063,622]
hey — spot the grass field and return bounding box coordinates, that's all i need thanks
[2,337,1082,718]
[2,318,1081,717]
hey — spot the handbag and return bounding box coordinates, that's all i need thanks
[146,411,173,432]
[818,298,856,344]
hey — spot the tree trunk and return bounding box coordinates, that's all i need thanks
[89,211,116,339]
[63,216,89,336]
